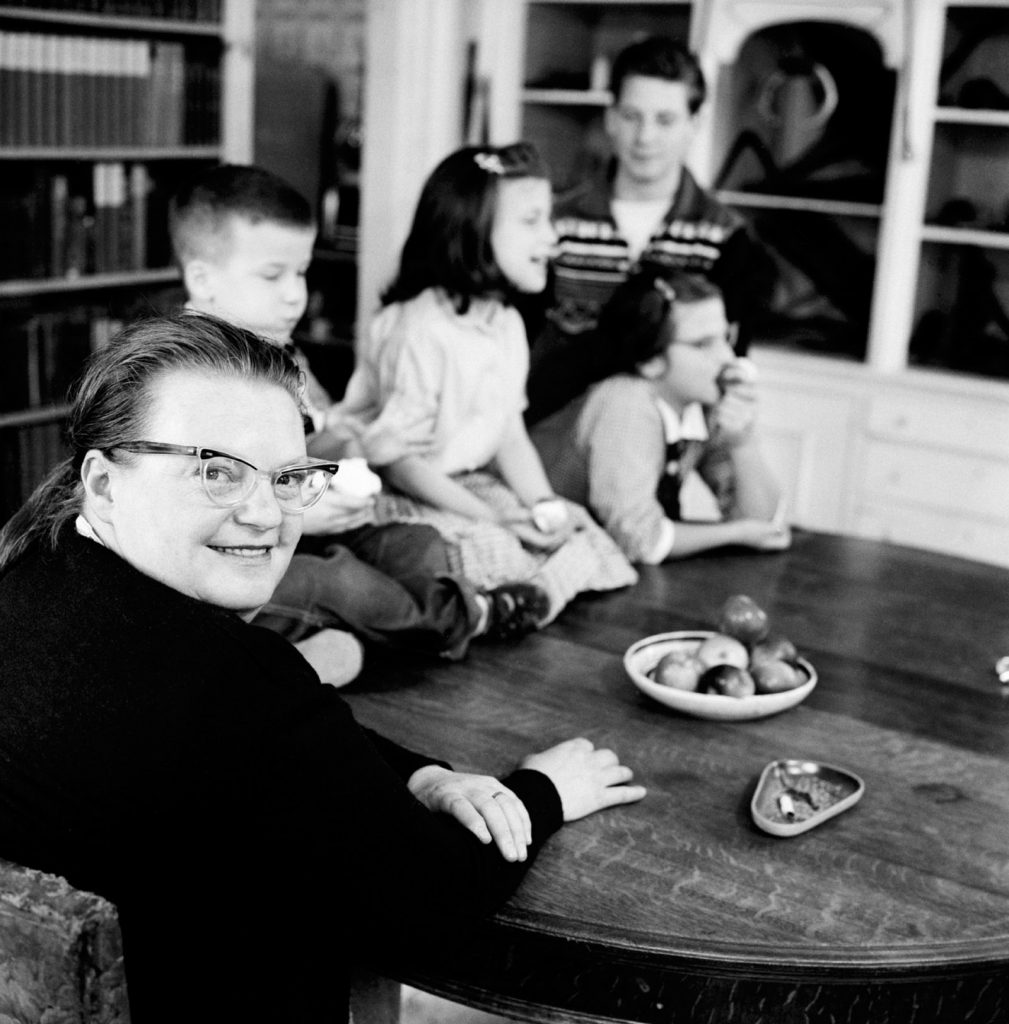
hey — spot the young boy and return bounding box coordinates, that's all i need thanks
[531,271,789,563]
[169,164,549,683]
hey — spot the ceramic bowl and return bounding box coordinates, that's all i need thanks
[623,630,816,721]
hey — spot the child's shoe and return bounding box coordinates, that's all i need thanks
[480,582,550,641]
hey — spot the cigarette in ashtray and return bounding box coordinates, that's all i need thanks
[332,457,382,499]
[778,792,797,821]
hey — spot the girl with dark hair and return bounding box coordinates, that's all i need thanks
[0,312,645,1024]
[531,271,790,563]
[333,143,638,623]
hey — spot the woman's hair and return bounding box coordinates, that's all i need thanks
[0,312,303,573]
[609,36,707,113]
[596,270,722,377]
[381,142,549,312]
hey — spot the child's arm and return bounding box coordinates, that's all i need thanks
[663,518,790,559]
[384,456,500,521]
[494,414,575,549]
[709,360,781,520]
[494,412,556,507]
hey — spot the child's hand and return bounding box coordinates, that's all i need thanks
[407,765,532,863]
[712,357,759,445]
[503,499,576,552]
[734,518,792,551]
[520,737,646,822]
[301,488,376,535]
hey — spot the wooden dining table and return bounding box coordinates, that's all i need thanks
[345,529,1009,1024]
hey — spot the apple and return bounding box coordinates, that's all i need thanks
[750,636,798,668]
[751,658,802,694]
[698,664,756,698]
[718,594,769,646]
[696,633,749,670]
[652,650,703,691]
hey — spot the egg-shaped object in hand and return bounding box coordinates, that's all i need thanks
[332,457,382,499]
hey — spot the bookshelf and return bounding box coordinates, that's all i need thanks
[0,0,254,524]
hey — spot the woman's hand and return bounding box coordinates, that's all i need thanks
[407,765,533,862]
[301,488,376,535]
[520,738,646,822]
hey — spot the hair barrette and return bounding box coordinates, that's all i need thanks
[653,278,676,303]
[474,152,506,175]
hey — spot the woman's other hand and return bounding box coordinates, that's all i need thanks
[520,738,646,821]
[408,765,532,862]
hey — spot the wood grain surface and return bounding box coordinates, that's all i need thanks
[346,530,1009,1024]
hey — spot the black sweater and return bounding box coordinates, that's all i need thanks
[0,531,562,1023]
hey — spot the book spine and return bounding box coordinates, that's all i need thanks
[128,162,149,270]
[111,162,129,272]
[50,173,69,277]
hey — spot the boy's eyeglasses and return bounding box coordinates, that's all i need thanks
[113,441,339,512]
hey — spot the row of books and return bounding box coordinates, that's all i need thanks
[0,162,182,280]
[0,31,220,148]
[0,1,221,21]
[0,303,180,522]
[0,309,98,415]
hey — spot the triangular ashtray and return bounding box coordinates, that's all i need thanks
[752,759,864,837]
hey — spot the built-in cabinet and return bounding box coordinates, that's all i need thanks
[0,1,254,522]
[500,0,1009,568]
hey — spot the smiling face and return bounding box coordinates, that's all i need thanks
[490,176,556,294]
[655,296,734,411]
[606,76,699,201]
[189,216,316,344]
[84,370,307,619]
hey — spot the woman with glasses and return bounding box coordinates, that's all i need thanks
[0,313,645,1024]
[531,270,790,563]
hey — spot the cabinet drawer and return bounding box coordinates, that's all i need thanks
[862,439,1009,521]
[867,390,1009,461]
[854,500,1009,569]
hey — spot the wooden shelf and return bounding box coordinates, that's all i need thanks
[715,190,883,219]
[0,6,223,36]
[0,267,180,299]
[934,107,1009,127]
[0,404,70,430]
[921,224,1009,250]
[0,146,222,162]
[527,0,677,5]
[523,88,611,107]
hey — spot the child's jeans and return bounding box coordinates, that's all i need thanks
[253,523,483,659]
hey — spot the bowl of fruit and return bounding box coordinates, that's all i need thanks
[623,595,816,721]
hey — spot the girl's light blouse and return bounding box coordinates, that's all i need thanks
[337,288,529,473]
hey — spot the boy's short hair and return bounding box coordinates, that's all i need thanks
[609,36,707,113]
[169,164,315,267]
[599,270,721,376]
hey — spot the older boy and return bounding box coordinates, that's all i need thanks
[169,165,548,682]
[532,271,788,563]
[525,36,768,424]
